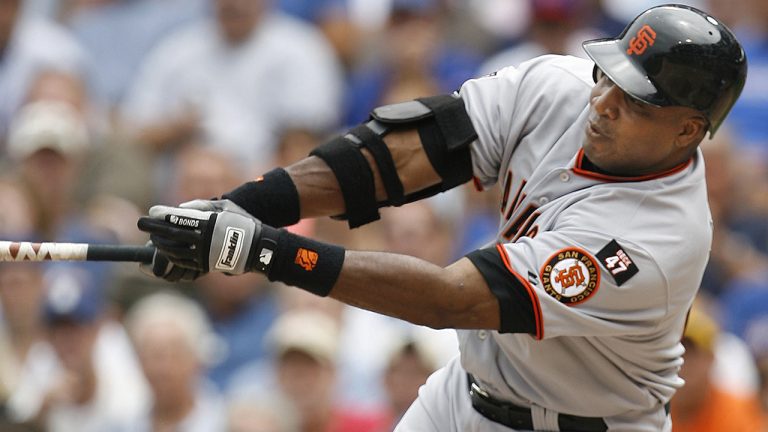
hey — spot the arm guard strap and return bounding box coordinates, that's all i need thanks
[310,94,477,228]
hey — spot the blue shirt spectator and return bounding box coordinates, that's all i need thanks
[727,30,768,156]
[0,1,86,146]
[204,289,280,392]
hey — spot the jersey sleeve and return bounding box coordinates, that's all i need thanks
[459,67,524,188]
[467,229,670,340]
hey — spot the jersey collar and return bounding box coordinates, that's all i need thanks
[572,148,692,182]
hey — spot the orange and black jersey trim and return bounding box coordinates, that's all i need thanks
[466,245,543,339]
[573,149,692,182]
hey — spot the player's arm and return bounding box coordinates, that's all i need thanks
[138,95,504,330]
[139,200,500,330]
[288,129,440,220]
[214,94,477,229]
[333,253,498,330]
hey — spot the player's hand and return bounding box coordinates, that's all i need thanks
[140,241,201,282]
[137,199,264,276]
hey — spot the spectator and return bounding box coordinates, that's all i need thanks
[0,263,47,410]
[0,0,85,148]
[8,99,90,240]
[121,0,344,173]
[7,70,151,244]
[272,0,361,71]
[327,200,460,411]
[125,291,226,432]
[343,0,481,126]
[377,334,442,431]
[720,278,768,415]
[151,144,283,392]
[65,0,208,109]
[719,0,768,158]
[227,391,300,432]
[699,130,768,297]
[478,0,604,75]
[0,178,37,241]
[168,144,244,205]
[22,69,153,212]
[270,310,388,432]
[6,265,149,432]
[671,302,765,432]
[196,272,280,393]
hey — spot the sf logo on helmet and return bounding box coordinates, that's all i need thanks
[627,25,656,56]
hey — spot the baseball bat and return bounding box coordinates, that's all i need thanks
[0,241,155,263]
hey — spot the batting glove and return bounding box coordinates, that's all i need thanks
[137,199,265,276]
[140,242,201,282]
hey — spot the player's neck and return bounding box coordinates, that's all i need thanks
[582,154,691,178]
[581,155,624,177]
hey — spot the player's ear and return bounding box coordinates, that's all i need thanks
[675,114,708,148]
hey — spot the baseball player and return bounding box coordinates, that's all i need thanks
[138,5,747,431]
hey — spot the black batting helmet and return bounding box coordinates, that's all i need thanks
[582,4,747,136]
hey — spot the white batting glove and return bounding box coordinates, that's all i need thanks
[137,199,264,276]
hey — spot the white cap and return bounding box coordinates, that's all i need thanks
[7,101,89,161]
[268,310,340,365]
[385,330,445,372]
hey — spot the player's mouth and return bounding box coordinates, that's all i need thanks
[586,120,610,139]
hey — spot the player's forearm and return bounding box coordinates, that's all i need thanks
[286,129,441,219]
[329,253,500,330]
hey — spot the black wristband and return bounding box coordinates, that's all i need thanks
[254,228,345,297]
[222,168,300,228]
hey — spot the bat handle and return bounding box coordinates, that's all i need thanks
[87,245,155,263]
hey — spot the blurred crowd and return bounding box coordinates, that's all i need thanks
[0,0,766,431]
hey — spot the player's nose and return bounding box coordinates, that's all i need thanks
[590,84,620,121]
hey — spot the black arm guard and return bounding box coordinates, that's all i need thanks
[310,94,477,228]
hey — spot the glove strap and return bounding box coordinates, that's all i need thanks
[248,225,281,274]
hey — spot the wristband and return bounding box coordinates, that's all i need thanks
[251,227,345,297]
[222,168,300,228]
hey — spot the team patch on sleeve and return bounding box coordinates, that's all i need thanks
[540,248,600,305]
[596,240,639,286]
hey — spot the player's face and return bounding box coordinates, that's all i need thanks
[584,69,707,176]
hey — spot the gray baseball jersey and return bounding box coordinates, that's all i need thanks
[398,55,711,431]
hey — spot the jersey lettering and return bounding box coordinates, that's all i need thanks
[500,170,513,212]
[504,204,539,239]
[504,179,527,220]
[500,177,540,240]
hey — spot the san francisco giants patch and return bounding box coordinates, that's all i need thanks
[596,240,639,286]
[540,248,600,305]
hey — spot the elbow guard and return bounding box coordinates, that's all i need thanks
[310,94,477,228]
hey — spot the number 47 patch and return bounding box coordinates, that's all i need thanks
[596,240,639,286]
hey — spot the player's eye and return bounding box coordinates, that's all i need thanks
[594,68,616,88]
[594,67,605,82]
[625,93,646,109]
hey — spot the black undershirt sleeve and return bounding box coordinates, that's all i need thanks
[466,247,537,335]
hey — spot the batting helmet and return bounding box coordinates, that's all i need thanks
[582,4,747,136]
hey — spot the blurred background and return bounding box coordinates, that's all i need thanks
[0,0,765,431]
